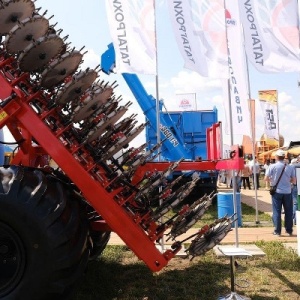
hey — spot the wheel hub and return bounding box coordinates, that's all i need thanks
[0,222,25,297]
[0,245,9,254]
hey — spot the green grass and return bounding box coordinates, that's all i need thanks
[204,203,272,227]
[172,201,272,229]
[74,185,276,299]
[75,242,300,300]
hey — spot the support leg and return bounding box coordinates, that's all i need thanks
[218,256,251,300]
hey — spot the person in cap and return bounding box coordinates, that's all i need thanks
[290,158,300,225]
[264,149,296,236]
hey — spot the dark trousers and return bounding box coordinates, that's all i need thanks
[241,177,251,189]
[252,173,260,189]
[272,192,293,234]
[292,185,298,225]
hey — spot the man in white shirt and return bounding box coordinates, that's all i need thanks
[249,156,260,189]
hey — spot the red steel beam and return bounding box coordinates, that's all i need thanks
[0,94,170,271]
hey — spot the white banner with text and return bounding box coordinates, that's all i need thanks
[105,0,157,74]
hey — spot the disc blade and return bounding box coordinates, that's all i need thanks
[187,220,232,257]
[170,200,211,238]
[0,0,35,35]
[86,106,127,143]
[5,15,49,53]
[103,124,146,159]
[40,51,83,89]
[18,34,64,72]
[55,69,97,105]
[72,86,113,122]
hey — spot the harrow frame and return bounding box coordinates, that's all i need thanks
[0,1,243,274]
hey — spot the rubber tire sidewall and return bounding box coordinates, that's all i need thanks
[0,166,89,300]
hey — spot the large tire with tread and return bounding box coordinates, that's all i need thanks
[0,166,90,300]
[89,230,111,261]
[82,204,111,261]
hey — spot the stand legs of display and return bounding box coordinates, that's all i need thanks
[218,247,251,300]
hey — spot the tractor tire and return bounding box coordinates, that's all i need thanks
[78,200,111,261]
[0,166,90,300]
[89,230,111,261]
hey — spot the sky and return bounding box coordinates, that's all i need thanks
[4,0,300,150]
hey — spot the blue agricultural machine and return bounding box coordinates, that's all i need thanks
[101,43,220,199]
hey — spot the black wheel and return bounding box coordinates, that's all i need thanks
[84,205,111,261]
[0,166,90,300]
[89,230,111,261]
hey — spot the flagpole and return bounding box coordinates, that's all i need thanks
[154,0,160,151]
[153,0,165,252]
[246,78,260,225]
[242,25,260,224]
[227,78,239,247]
[224,0,239,248]
[276,90,280,150]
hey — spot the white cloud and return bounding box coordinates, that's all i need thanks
[170,71,222,94]
[278,91,292,106]
[211,94,224,105]
[277,92,300,145]
[80,49,100,70]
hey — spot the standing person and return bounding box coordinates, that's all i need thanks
[235,170,241,192]
[290,158,299,225]
[224,169,232,188]
[217,170,226,187]
[228,169,240,191]
[264,149,296,236]
[249,156,260,189]
[263,159,271,190]
[241,160,252,189]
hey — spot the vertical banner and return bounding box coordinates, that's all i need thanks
[299,0,300,30]
[259,90,279,140]
[239,0,300,73]
[167,0,229,78]
[224,0,251,137]
[221,79,230,135]
[105,0,156,74]
[175,93,196,111]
